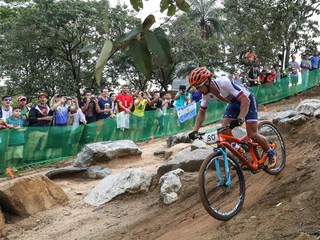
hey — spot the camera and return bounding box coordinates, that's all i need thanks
[179,85,186,93]
[90,96,96,101]
[66,96,72,100]
[140,92,144,97]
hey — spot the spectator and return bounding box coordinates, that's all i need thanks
[131,91,151,139]
[17,96,30,122]
[108,93,117,118]
[247,64,261,87]
[28,93,53,127]
[5,107,27,166]
[66,97,86,127]
[244,49,257,63]
[174,85,191,107]
[79,90,101,124]
[240,71,250,88]
[25,93,53,161]
[50,94,70,126]
[0,96,13,119]
[6,107,26,128]
[273,63,282,82]
[289,54,301,94]
[116,85,133,130]
[300,53,312,89]
[98,87,111,120]
[310,51,320,70]
[116,85,133,114]
[190,87,202,103]
[233,71,242,85]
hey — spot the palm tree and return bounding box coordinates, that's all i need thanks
[188,0,223,40]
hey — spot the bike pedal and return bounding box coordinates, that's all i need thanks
[258,164,267,170]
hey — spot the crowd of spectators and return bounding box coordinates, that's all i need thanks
[0,49,319,166]
[234,49,320,95]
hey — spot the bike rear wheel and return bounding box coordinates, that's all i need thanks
[198,151,245,221]
[257,121,286,175]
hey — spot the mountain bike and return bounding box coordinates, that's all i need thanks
[197,121,286,221]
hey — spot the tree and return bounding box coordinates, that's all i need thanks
[188,0,224,40]
[94,0,191,86]
[223,0,320,70]
[0,0,141,98]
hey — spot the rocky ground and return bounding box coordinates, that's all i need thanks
[1,86,320,240]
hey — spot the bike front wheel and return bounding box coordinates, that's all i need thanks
[198,151,246,221]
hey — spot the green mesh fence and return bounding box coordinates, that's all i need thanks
[0,69,319,173]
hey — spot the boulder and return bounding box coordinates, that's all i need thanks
[46,166,111,180]
[296,99,320,114]
[157,148,212,177]
[0,175,68,217]
[159,169,184,205]
[74,140,142,167]
[154,147,166,156]
[272,110,299,126]
[84,169,152,207]
[291,114,308,126]
[164,143,190,160]
[314,108,320,118]
[166,133,192,148]
[190,139,207,151]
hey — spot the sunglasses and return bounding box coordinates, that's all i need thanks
[4,98,12,101]
[193,80,207,89]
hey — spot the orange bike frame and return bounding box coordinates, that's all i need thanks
[216,133,268,171]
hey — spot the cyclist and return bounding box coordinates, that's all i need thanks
[187,67,276,169]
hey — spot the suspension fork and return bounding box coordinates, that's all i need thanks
[214,147,231,187]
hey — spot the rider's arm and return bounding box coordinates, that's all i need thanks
[237,94,250,120]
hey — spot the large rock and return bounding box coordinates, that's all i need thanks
[46,166,111,180]
[0,207,5,238]
[84,169,152,207]
[159,169,184,205]
[164,143,190,160]
[157,148,212,177]
[166,133,192,147]
[296,99,320,114]
[74,140,142,167]
[314,108,320,118]
[272,110,299,126]
[0,175,68,217]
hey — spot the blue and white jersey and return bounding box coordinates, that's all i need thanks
[200,76,251,109]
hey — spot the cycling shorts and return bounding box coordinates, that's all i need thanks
[223,94,258,124]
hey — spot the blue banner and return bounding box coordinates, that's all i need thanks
[176,102,197,123]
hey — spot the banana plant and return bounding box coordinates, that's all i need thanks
[93,0,190,86]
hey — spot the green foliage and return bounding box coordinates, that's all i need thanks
[95,14,173,85]
[129,39,152,78]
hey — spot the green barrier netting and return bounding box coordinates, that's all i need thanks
[0,69,319,173]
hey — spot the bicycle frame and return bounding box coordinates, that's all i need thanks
[216,128,268,171]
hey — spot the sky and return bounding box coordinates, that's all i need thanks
[110,0,167,26]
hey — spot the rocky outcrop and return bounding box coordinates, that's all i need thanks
[74,140,142,167]
[46,166,111,180]
[166,133,192,147]
[84,169,152,207]
[157,148,212,177]
[159,169,184,205]
[0,175,68,217]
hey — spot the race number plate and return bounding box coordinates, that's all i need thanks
[203,128,219,144]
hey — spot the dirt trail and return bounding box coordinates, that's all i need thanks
[2,86,320,240]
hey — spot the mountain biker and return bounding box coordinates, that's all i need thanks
[187,67,276,169]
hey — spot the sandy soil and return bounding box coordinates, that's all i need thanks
[2,86,320,240]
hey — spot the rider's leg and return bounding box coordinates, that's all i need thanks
[246,122,276,168]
